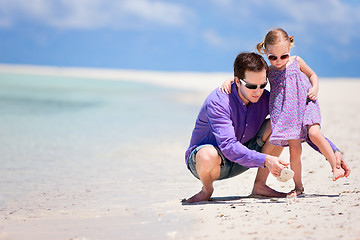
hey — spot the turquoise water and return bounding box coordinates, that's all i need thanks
[0,73,199,216]
[0,73,203,238]
[0,73,194,147]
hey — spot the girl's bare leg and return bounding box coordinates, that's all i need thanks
[288,139,304,196]
[308,124,345,181]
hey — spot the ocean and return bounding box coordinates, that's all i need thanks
[0,73,200,238]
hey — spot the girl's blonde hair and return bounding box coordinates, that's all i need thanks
[256,28,294,54]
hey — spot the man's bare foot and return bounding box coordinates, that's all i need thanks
[185,188,213,204]
[251,183,287,198]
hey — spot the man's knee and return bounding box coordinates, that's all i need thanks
[195,146,221,169]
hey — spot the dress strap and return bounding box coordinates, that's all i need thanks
[289,56,298,68]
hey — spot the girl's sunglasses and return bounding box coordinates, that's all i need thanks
[239,78,268,90]
[267,53,290,61]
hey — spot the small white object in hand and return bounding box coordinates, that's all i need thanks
[277,168,294,182]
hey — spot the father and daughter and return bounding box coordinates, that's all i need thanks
[185,28,350,203]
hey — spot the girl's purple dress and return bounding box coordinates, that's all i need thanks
[268,56,321,147]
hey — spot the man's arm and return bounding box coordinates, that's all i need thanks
[207,99,267,168]
[306,135,339,153]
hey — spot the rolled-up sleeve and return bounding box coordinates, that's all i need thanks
[306,135,339,153]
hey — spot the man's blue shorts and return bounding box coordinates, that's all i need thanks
[187,119,269,180]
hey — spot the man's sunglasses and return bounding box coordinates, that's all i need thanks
[267,53,290,61]
[238,78,268,90]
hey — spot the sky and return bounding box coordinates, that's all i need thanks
[0,0,359,77]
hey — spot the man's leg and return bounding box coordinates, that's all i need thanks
[251,121,286,197]
[186,146,222,203]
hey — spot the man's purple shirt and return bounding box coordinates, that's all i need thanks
[185,82,338,169]
[185,83,269,168]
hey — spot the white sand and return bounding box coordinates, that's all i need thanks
[0,64,359,240]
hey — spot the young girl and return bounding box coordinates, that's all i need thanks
[221,28,345,196]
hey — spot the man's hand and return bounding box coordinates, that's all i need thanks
[335,151,351,177]
[264,155,290,177]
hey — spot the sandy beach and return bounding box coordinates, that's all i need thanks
[0,64,359,240]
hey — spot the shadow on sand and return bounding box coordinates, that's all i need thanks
[181,193,340,205]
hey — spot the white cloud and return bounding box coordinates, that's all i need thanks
[120,0,191,27]
[202,29,225,47]
[210,0,233,7]
[206,0,360,56]
[263,0,360,45]
[47,0,111,29]
[0,18,11,28]
[0,0,195,30]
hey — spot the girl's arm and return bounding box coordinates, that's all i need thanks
[219,78,234,94]
[297,56,319,100]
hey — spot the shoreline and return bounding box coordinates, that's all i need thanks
[1,63,359,92]
[0,63,232,93]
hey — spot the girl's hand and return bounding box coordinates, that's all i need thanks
[307,86,318,100]
[218,78,234,94]
[335,151,351,177]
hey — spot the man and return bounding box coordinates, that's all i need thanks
[184,52,350,203]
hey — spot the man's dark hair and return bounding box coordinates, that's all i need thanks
[233,52,268,79]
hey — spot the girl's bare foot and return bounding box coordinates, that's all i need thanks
[287,188,304,197]
[333,168,345,181]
